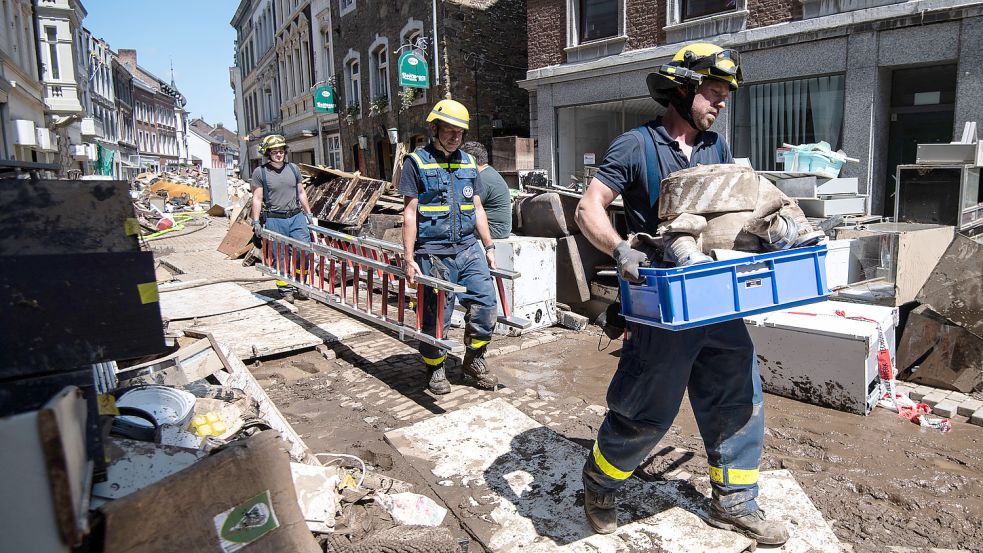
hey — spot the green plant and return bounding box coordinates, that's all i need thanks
[368,95,389,116]
[343,103,360,124]
[398,87,418,112]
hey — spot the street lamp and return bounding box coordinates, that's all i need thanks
[387,127,399,145]
[358,135,368,150]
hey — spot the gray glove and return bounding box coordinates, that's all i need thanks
[614,240,648,283]
[304,212,314,225]
[252,220,263,237]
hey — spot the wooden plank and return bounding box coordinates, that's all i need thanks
[185,303,371,359]
[159,282,271,320]
[217,220,255,258]
[302,165,387,228]
[0,178,139,255]
[99,431,321,553]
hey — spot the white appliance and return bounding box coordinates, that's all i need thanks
[492,236,557,336]
[745,301,899,415]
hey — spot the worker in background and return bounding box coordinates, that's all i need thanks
[574,43,789,546]
[399,99,500,395]
[460,141,512,239]
[250,134,314,304]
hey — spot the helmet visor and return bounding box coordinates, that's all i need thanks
[690,49,742,81]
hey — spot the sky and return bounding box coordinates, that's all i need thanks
[83,0,240,132]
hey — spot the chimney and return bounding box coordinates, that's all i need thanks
[118,49,137,70]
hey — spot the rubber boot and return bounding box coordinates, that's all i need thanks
[583,479,618,534]
[427,363,451,395]
[707,504,789,546]
[664,234,713,266]
[462,345,498,390]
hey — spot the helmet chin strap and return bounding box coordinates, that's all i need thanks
[669,85,700,131]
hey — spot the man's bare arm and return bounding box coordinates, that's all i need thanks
[575,178,622,256]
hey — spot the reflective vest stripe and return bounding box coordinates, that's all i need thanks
[407,152,476,170]
[419,205,450,212]
[460,204,475,211]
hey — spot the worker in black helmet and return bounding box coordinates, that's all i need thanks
[575,43,789,547]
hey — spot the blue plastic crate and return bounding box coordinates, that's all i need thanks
[619,245,830,330]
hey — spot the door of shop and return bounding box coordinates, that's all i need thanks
[884,65,956,216]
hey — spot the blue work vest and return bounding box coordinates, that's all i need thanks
[408,148,479,249]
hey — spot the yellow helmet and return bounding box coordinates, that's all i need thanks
[426,99,470,130]
[647,43,743,106]
[259,134,287,154]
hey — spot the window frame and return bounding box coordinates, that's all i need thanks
[339,0,355,16]
[44,25,60,80]
[368,37,390,110]
[566,0,625,48]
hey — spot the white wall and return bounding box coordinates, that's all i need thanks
[187,129,213,170]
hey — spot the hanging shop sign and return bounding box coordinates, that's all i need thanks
[398,51,429,89]
[313,85,337,113]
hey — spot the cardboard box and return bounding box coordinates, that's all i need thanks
[492,136,535,172]
[100,431,320,553]
[746,301,898,415]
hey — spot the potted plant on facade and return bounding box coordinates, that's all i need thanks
[344,104,360,125]
[368,95,389,116]
[399,87,418,112]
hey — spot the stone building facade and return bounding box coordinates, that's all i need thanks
[118,49,189,173]
[231,0,529,181]
[523,0,983,215]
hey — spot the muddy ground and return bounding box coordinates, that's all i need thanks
[257,326,983,552]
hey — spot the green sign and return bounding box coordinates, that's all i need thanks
[398,51,429,89]
[313,85,336,113]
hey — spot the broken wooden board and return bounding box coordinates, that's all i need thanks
[217,220,256,258]
[184,303,370,359]
[300,163,387,227]
[115,337,225,386]
[386,398,839,552]
[99,431,321,553]
[92,438,207,503]
[158,282,272,320]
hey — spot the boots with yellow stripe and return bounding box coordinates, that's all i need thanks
[423,356,451,395]
[462,339,498,390]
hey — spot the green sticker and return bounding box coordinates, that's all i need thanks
[214,490,279,552]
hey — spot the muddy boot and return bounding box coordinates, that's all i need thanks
[707,504,789,546]
[664,234,713,266]
[583,479,618,534]
[294,288,309,301]
[462,345,498,390]
[278,285,295,304]
[427,363,451,395]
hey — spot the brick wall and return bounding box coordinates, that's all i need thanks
[747,0,799,29]
[626,0,664,51]
[527,0,565,69]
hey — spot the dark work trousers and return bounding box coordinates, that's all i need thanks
[416,241,498,365]
[583,318,765,515]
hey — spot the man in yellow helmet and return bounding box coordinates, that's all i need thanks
[575,43,789,546]
[398,99,499,395]
[250,134,315,303]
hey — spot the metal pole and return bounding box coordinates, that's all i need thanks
[432,0,440,89]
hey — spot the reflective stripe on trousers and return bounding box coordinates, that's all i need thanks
[583,318,764,515]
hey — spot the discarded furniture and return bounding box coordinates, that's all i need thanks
[492,236,558,335]
[300,164,386,228]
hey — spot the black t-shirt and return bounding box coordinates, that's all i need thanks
[594,118,733,234]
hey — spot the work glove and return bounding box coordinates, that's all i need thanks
[614,240,648,284]
[304,212,314,225]
[252,220,263,238]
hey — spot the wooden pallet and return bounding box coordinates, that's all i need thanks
[300,164,387,228]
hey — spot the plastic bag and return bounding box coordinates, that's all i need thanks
[375,492,447,527]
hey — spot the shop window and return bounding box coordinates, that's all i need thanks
[556,97,664,189]
[731,74,846,171]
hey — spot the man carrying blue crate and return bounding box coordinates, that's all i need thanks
[574,43,804,546]
[400,98,500,396]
